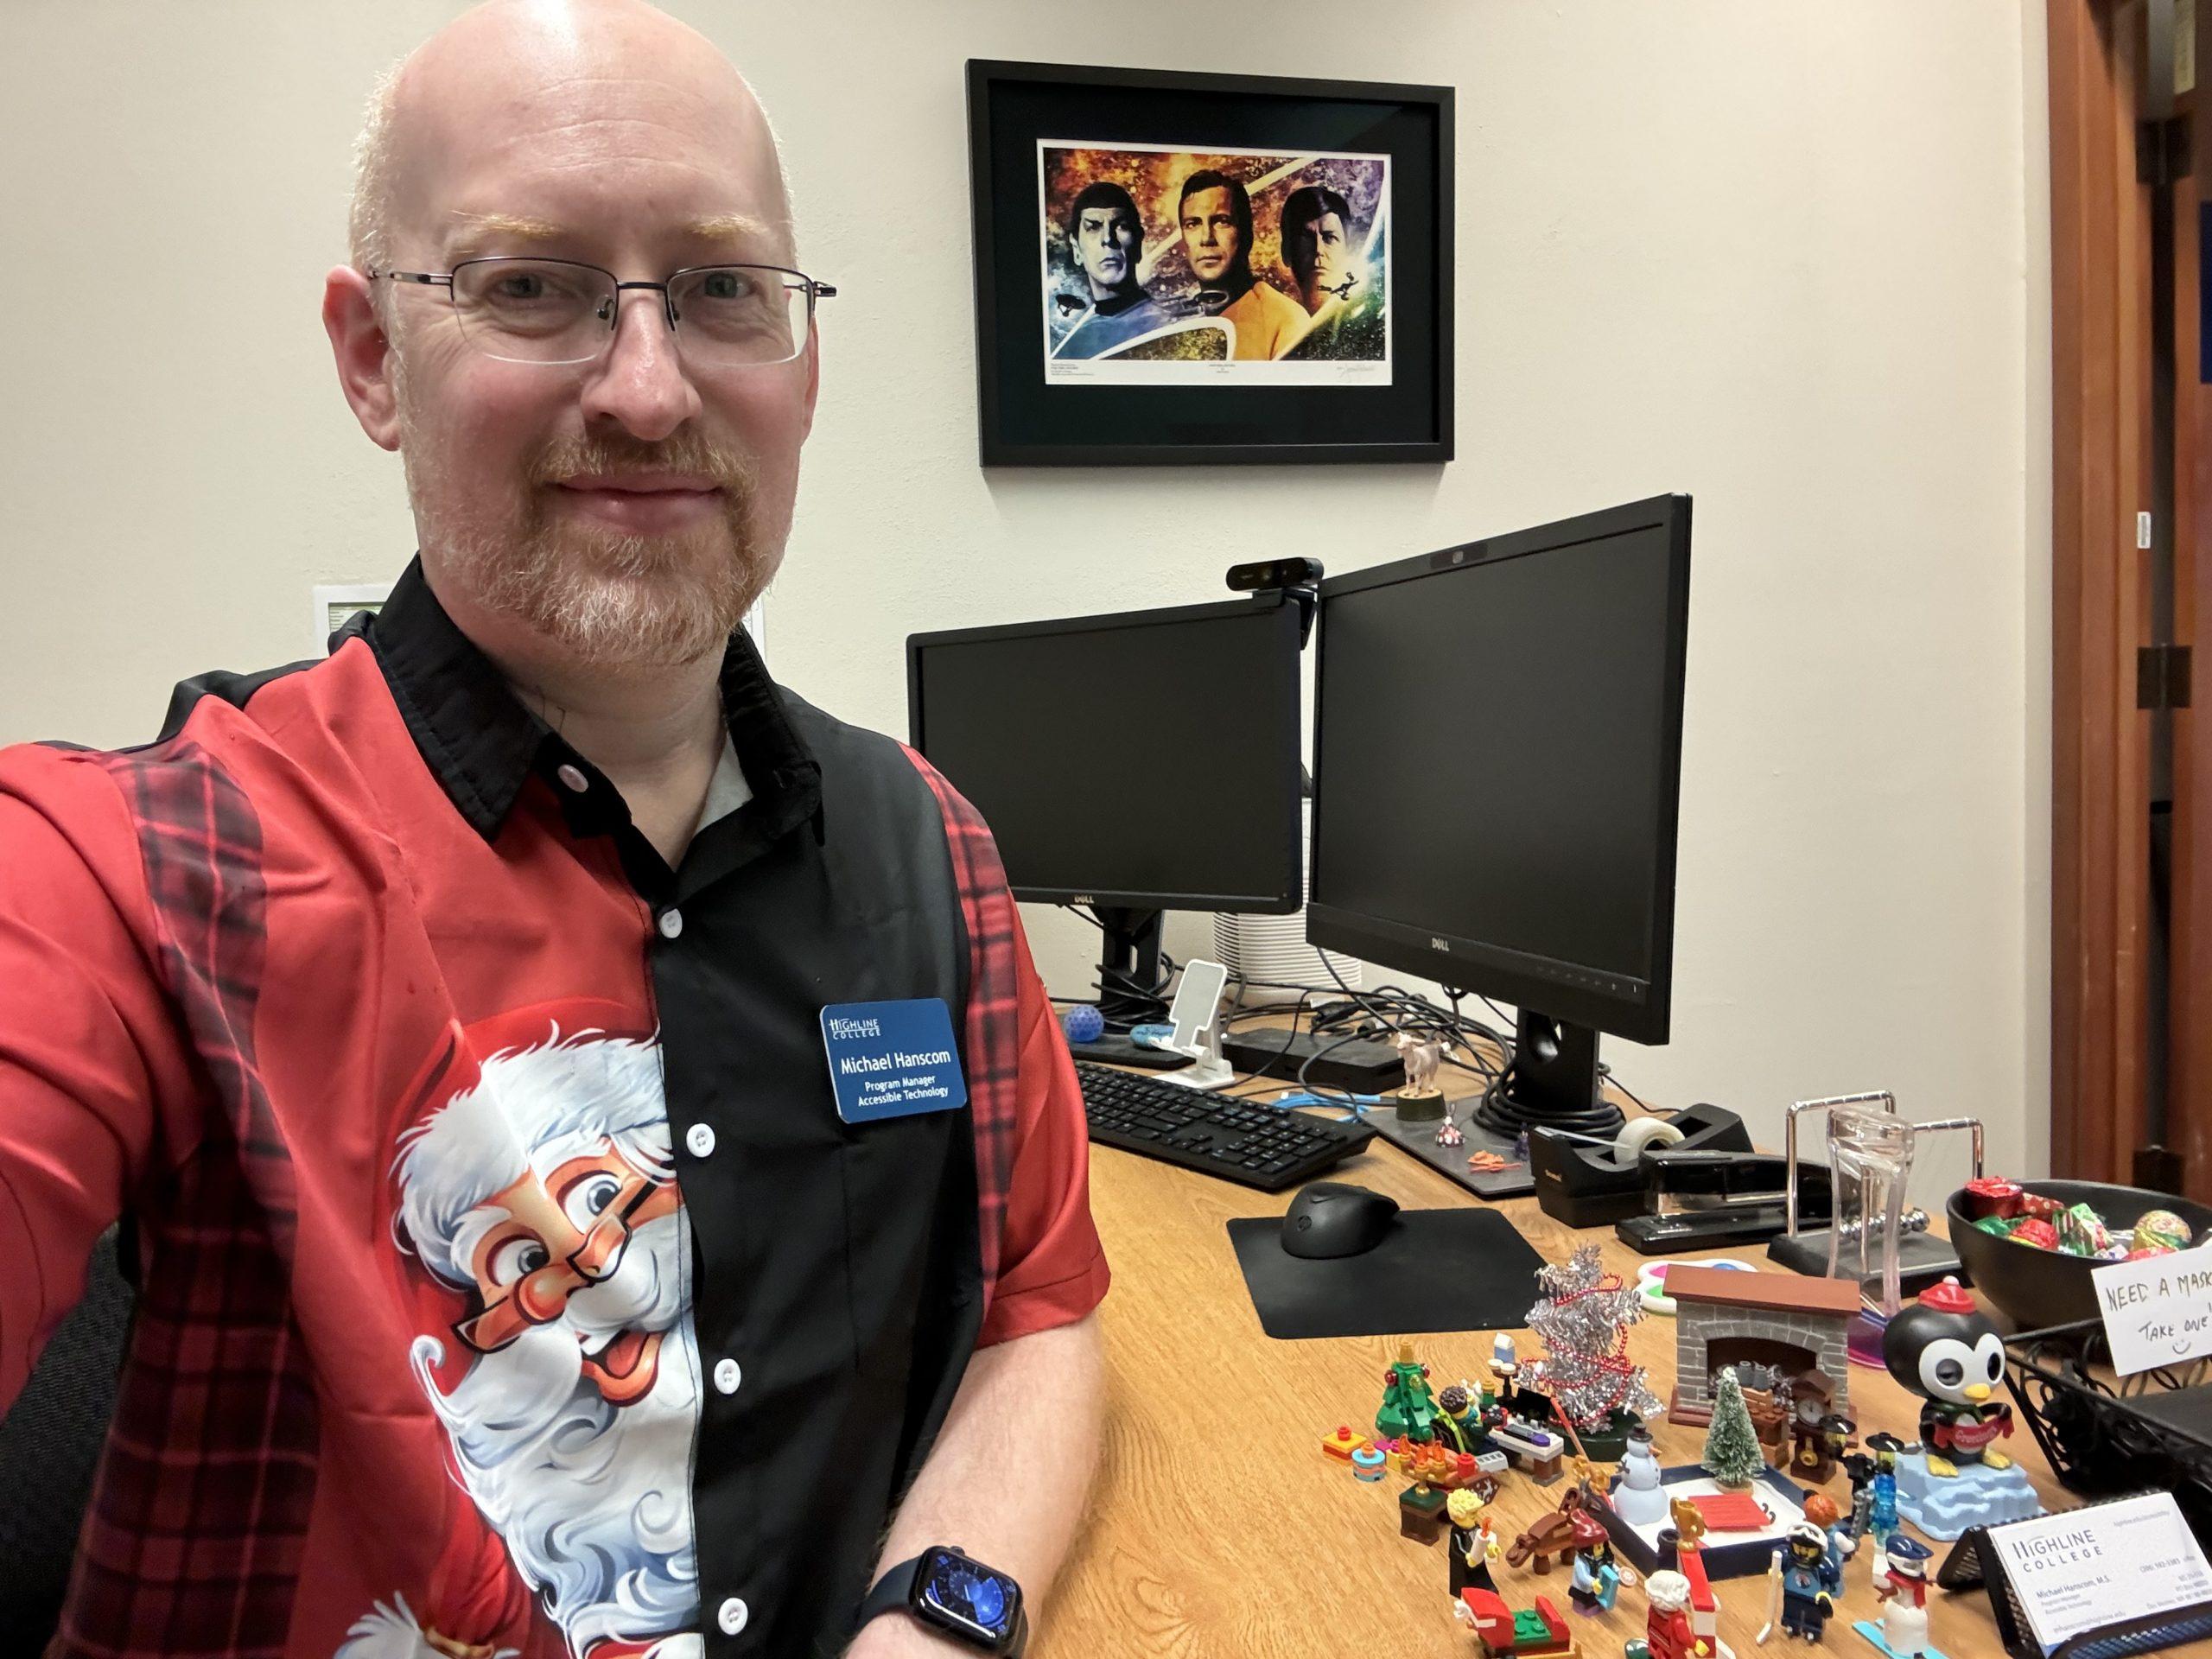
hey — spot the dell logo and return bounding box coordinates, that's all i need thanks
[1430,938,1450,951]
[1072,894,1096,906]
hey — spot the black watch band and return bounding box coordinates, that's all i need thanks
[858,1548,1028,1656]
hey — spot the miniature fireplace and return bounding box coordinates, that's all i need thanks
[1667,1266,1859,1426]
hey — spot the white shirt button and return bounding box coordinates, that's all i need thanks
[716,1597,748,1636]
[658,908,683,940]
[713,1357,742,1395]
[556,763,589,793]
[685,1122,716,1159]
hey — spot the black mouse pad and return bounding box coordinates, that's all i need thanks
[1227,1207,1548,1340]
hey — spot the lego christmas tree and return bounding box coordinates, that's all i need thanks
[1376,1342,1439,1443]
[1701,1365,1765,1488]
[1522,1243,1663,1437]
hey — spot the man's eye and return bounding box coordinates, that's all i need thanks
[700,270,755,302]
[488,1236,550,1286]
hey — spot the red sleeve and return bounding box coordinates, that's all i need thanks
[975,912,1109,1347]
[0,745,190,1406]
[900,747,1109,1348]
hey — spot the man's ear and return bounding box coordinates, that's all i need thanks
[800,316,820,443]
[324,265,401,451]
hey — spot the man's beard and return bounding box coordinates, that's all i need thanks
[395,357,775,671]
[411,1212,701,1658]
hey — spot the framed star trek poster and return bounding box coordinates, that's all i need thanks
[966,60,1453,467]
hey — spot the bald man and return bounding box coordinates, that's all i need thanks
[0,4,1104,1658]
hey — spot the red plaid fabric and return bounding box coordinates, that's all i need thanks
[902,748,1106,1345]
[33,741,320,1658]
[903,749,1019,1292]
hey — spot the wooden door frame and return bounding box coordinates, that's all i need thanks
[2048,0,2154,1181]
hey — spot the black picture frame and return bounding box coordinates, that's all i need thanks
[965,59,1454,467]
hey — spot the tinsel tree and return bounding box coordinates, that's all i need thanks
[1702,1366,1765,1488]
[1521,1244,1664,1432]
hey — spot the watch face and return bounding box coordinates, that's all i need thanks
[917,1547,1021,1644]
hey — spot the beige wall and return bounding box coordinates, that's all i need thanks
[0,3,2050,1174]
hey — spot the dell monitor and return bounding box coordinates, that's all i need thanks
[1307,494,1692,1135]
[908,594,1304,1058]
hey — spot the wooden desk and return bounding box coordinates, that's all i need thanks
[1044,1092,2090,1659]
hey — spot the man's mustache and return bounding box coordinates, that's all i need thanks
[527,435,757,495]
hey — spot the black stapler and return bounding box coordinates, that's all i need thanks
[1529,1103,1754,1228]
[1615,1147,1834,1254]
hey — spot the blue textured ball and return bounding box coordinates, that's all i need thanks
[1062,1003,1105,1044]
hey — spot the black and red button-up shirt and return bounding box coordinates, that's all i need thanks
[0,557,1108,1659]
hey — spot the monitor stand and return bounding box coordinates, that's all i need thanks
[1370,1007,1624,1200]
[1471,1007,1624,1139]
[1063,906,1192,1071]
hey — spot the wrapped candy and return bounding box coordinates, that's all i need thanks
[2056,1202,2112,1256]
[2126,1244,2175,1261]
[2134,1210,2193,1253]
[2012,1217,2061,1251]
[1974,1216,2017,1236]
[2018,1192,2064,1221]
[1962,1177,2025,1221]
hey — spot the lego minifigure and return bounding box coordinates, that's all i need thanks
[1639,1570,1710,1659]
[1437,1381,1505,1465]
[1802,1493,1857,1586]
[1761,1523,1838,1645]
[1567,1510,1630,1614]
[1855,1534,1943,1659]
[1862,1433,1903,1547]
[1446,1485,1502,1600]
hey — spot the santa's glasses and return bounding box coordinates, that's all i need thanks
[455,1168,666,1355]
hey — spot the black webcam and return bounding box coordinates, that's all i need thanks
[1224,557,1324,593]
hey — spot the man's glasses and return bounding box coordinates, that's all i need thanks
[368,257,836,368]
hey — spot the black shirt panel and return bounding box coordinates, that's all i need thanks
[652,692,983,1656]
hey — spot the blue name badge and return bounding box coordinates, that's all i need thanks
[820,998,969,1124]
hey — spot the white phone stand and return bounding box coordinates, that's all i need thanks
[1160,958,1236,1090]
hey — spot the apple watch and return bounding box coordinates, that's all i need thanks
[856,1546,1027,1656]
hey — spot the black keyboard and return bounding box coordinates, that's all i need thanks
[1074,1061,1376,1191]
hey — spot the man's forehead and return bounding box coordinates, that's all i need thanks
[385,5,790,263]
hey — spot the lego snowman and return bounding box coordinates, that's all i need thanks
[1612,1423,1670,1528]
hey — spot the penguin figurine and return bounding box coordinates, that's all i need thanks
[1880,1277,2012,1477]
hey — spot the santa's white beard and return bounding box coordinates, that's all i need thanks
[412,1212,701,1658]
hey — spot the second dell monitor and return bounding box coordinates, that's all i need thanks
[908,594,1304,1056]
[1308,494,1693,1135]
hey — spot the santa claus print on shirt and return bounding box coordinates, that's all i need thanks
[340,1004,702,1659]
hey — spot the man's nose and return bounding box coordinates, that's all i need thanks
[582,289,702,442]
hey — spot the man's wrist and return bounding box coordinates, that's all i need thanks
[856,1548,1027,1657]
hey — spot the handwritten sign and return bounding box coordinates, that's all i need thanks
[2092,1248,2212,1376]
[1985,1493,2212,1653]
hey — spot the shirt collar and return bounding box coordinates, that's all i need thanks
[359,555,822,845]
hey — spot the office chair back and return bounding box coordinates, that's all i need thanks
[0,1226,136,1649]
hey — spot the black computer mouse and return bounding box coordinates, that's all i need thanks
[1281,1181,1401,1259]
